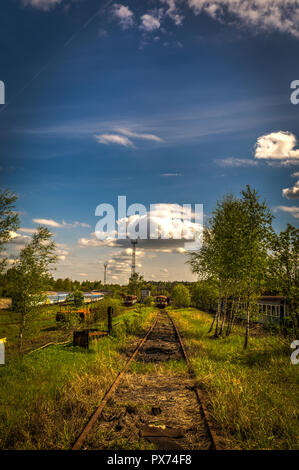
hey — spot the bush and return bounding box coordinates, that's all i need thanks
[93,297,124,323]
[143,296,153,306]
[172,284,191,308]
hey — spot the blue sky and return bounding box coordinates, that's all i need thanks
[1,0,299,282]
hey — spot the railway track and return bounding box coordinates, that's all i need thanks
[72,310,220,451]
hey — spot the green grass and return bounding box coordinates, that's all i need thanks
[170,308,299,450]
[2,305,296,450]
[0,299,127,359]
[0,306,156,449]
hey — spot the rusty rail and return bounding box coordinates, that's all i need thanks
[166,311,221,450]
[72,314,158,450]
[72,310,220,451]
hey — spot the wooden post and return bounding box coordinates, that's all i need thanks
[107,306,113,333]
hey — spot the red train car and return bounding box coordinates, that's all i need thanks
[124,295,138,306]
[156,295,168,309]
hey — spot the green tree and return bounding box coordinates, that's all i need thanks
[239,186,273,348]
[188,188,273,347]
[128,272,144,297]
[68,289,85,308]
[188,194,245,337]
[0,190,19,273]
[191,280,218,312]
[268,224,299,333]
[12,227,57,353]
[172,283,191,308]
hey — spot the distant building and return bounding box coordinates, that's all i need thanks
[237,296,287,324]
[141,289,151,301]
[257,296,287,322]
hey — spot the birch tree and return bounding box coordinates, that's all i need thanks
[269,224,299,334]
[12,227,57,353]
[239,186,273,349]
[0,190,19,273]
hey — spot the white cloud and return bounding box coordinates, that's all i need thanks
[18,227,37,234]
[95,129,163,147]
[78,204,202,254]
[275,205,299,218]
[106,247,146,277]
[113,4,134,29]
[160,0,184,25]
[254,131,299,163]
[116,128,163,142]
[187,0,299,38]
[22,0,63,11]
[7,231,30,245]
[117,204,202,248]
[78,231,117,247]
[161,173,182,176]
[292,171,299,178]
[33,218,90,228]
[33,218,62,228]
[216,157,258,167]
[282,180,299,199]
[95,134,134,147]
[140,14,161,31]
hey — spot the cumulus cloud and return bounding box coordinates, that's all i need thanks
[115,204,202,243]
[80,203,202,254]
[216,157,258,167]
[140,14,161,31]
[160,0,184,25]
[187,0,299,38]
[275,205,299,218]
[78,230,117,247]
[254,131,299,164]
[113,4,134,29]
[22,0,63,11]
[33,218,90,228]
[7,231,30,245]
[282,180,299,199]
[107,247,145,276]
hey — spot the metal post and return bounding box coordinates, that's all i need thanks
[131,239,137,277]
[108,306,113,333]
[104,262,108,285]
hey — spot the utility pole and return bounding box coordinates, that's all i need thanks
[104,262,108,285]
[131,239,138,277]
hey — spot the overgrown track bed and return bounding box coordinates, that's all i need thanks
[72,310,218,451]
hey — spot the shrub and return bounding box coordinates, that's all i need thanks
[143,296,153,306]
[172,284,191,308]
[93,297,124,323]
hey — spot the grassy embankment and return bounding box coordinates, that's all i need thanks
[170,307,299,450]
[0,305,155,449]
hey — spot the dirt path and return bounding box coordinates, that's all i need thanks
[84,311,212,450]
